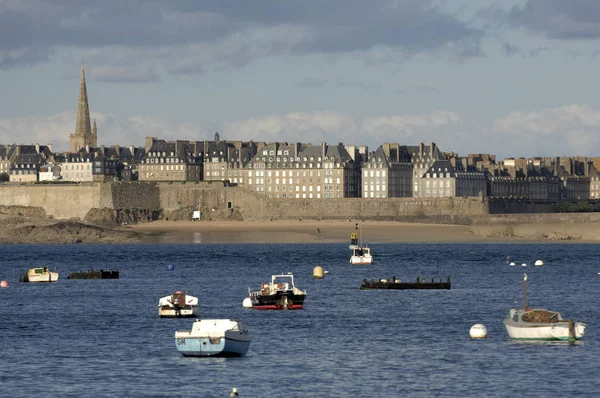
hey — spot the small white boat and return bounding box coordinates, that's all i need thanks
[175,319,251,357]
[158,291,199,318]
[349,223,372,264]
[503,273,586,341]
[20,267,58,283]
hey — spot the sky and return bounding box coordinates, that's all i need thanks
[2,0,600,159]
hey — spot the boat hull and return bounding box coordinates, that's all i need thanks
[159,307,198,318]
[27,273,59,283]
[361,280,450,290]
[504,320,586,341]
[175,336,250,357]
[175,320,251,357]
[350,255,372,265]
[251,293,305,310]
[67,270,119,279]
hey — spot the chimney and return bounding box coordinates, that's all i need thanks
[383,142,390,158]
[35,143,40,153]
[419,143,424,158]
[145,137,157,153]
[47,143,53,153]
[554,157,560,177]
[430,142,436,159]
[321,142,326,159]
[85,144,90,153]
[129,145,135,155]
[115,145,120,156]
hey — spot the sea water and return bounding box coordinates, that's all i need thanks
[0,243,599,397]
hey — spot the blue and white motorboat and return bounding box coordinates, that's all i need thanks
[175,319,251,357]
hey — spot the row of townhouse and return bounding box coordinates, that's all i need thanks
[4,138,600,202]
[1,143,145,183]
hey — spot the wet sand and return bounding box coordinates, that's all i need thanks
[130,220,494,244]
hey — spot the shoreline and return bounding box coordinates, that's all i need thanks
[127,220,589,244]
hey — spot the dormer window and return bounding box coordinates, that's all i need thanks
[263,151,268,155]
[284,150,289,155]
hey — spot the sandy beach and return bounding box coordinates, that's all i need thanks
[130,220,495,244]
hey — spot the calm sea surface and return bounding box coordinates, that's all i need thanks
[1,243,599,397]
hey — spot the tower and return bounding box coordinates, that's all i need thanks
[70,64,97,152]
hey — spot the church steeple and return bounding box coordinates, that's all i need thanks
[70,63,97,152]
[75,64,92,137]
[92,118,97,136]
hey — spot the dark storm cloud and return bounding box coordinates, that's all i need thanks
[0,0,482,72]
[505,0,600,39]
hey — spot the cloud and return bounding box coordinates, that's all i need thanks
[0,111,211,151]
[394,85,439,95]
[494,104,600,156]
[504,0,600,40]
[297,78,328,88]
[4,105,600,159]
[502,42,520,56]
[0,0,482,74]
[88,65,160,83]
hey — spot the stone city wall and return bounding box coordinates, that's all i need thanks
[0,183,102,219]
[0,182,574,224]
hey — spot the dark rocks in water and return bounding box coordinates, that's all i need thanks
[0,219,140,244]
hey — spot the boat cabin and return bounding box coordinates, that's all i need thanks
[509,308,563,324]
[271,274,295,291]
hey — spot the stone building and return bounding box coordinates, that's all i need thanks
[362,143,412,198]
[61,152,93,182]
[90,145,144,182]
[38,162,62,182]
[245,142,360,199]
[139,139,202,181]
[590,167,600,199]
[418,159,486,198]
[0,145,16,177]
[69,65,98,153]
[203,132,258,186]
[489,176,561,201]
[408,142,445,197]
[7,144,53,183]
[9,153,42,183]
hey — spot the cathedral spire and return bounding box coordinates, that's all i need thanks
[75,63,92,137]
[92,118,97,136]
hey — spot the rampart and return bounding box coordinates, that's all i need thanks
[0,182,571,224]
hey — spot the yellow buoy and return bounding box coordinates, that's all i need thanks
[313,266,324,279]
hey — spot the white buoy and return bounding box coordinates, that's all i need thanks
[313,266,324,279]
[535,260,544,266]
[229,387,239,397]
[521,263,527,267]
[324,270,329,275]
[242,298,252,308]
[509,262,516,266]
[0,280,8,288]
[470,324,488,339]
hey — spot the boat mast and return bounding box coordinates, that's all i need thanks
[523,273,527,310]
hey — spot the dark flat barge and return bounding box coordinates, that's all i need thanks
[361,276,451,290]
[67,269,119,280]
